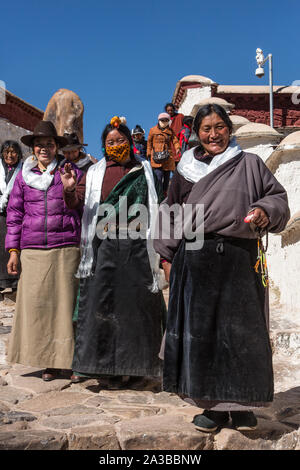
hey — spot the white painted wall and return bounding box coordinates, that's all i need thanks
[238,143,277,163]
[178,86,212,115]
[266,153,300,325]
[267,233,300,324]
[274,159,300,215]
[235,133,282,163]
[235,140,300,327]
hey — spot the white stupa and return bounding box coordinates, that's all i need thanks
[234,123,282,162]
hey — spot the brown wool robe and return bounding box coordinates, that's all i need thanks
[154,149,290,411]
[154,150,289,262]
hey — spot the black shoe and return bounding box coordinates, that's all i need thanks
[192,410,230,432]
[106,376,126,389]
[231,411,258,431]
[42,368,58,381]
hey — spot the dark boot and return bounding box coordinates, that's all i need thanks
[42,368,59,381]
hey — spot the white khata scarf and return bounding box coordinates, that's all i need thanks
[22,155,58,191]
[177,137,242,183]
[0,159,22,212]
[76,156,163,293]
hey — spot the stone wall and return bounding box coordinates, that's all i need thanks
[0,118,32,158]
[215,92,300,129]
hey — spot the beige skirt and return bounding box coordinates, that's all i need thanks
[7,247,80,369]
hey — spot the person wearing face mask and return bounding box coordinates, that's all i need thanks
[0,141,23,295]
[69,116,166,386]
[147,113,181,195]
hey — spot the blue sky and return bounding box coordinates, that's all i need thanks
[1,0,299,159]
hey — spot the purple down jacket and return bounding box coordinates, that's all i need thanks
[5,165,84,251]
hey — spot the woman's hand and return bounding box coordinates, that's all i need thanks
[7,251,19,275]
[162,261,172,283]
[248,208,269,229]
[59,163,77,192]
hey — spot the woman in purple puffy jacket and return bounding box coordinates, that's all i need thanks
[5,121,85,381]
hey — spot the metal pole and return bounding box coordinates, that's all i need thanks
[268,54,274,128]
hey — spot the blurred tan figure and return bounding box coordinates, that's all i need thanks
[44,89,84,145]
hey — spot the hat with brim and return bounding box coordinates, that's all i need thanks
[132,125,145,135]
[20,121,68,148]
[61,132,88,151]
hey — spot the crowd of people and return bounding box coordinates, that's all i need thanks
[0,102,290,433]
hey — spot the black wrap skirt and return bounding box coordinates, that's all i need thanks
[163,236,273,404]
[72,237,165,377]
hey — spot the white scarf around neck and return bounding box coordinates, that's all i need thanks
[0,159,22,212]
[177,137,242,183]
[22,155,58,191]
[76,156,164,292]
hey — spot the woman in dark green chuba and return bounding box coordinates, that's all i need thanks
[69,116,166,386]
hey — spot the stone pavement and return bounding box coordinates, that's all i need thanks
[0,291,299,450]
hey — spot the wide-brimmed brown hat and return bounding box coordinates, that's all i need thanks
[20,121,68,148]
[61,132,88,151]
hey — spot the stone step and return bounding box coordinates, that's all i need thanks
[0,332,9,366]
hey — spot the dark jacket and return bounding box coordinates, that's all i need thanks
[6,163,84,251]
[133,139,147,160]
[178,124,192,155]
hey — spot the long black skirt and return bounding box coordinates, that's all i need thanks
[0,214,18,290]
[163,237,274,404]
[72,237,165,377]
